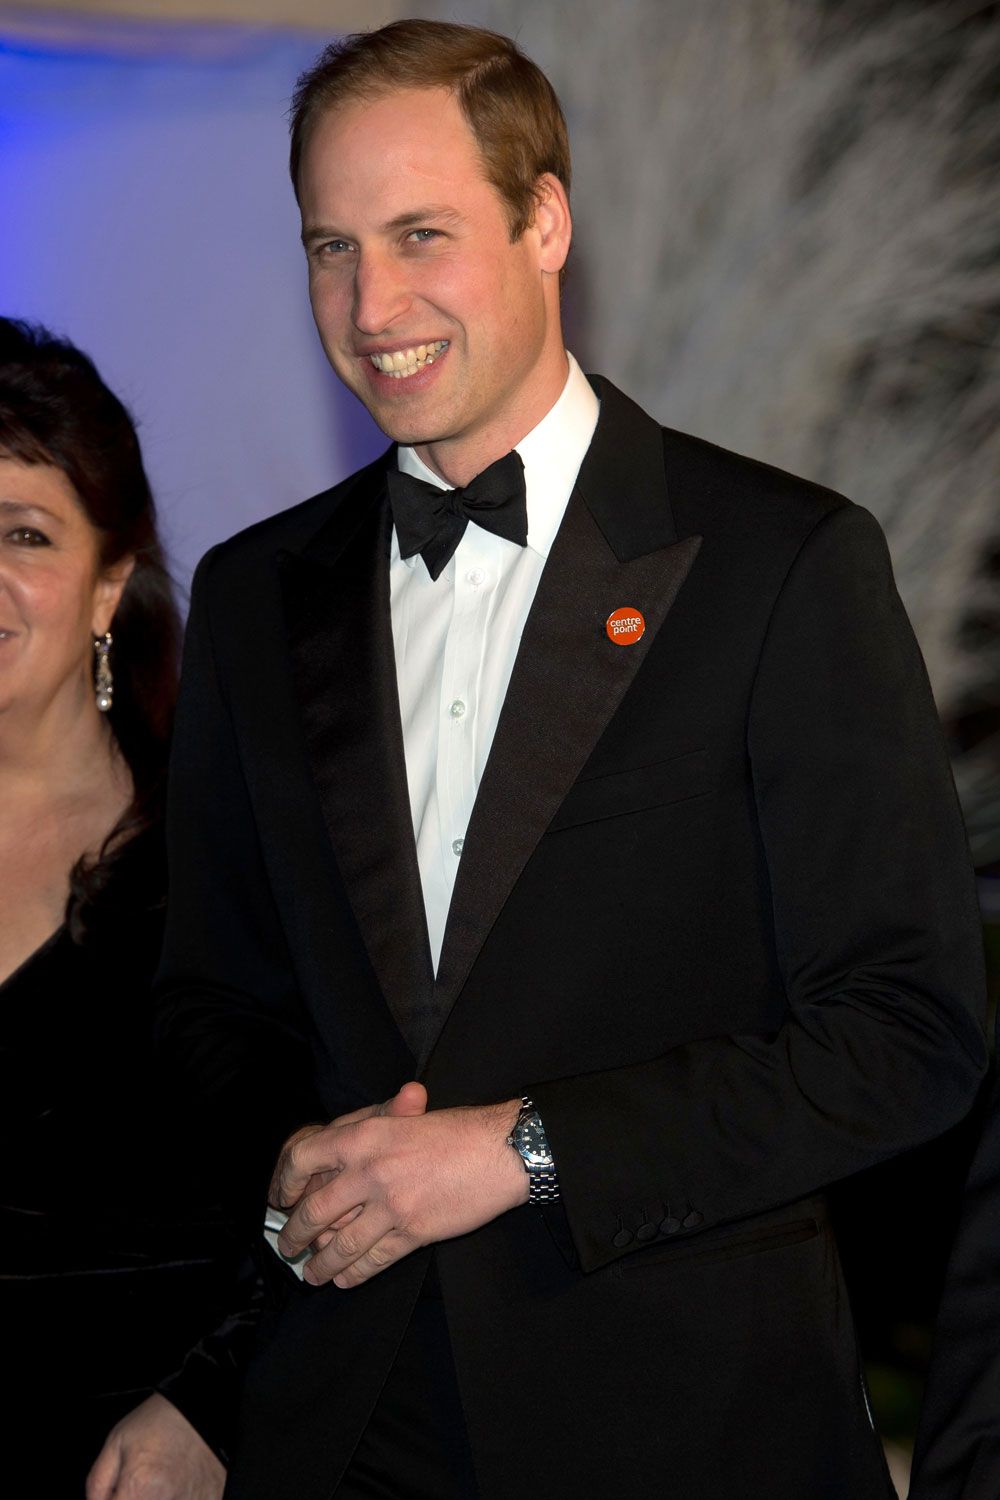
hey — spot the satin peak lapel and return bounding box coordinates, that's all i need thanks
[426,379,702,1066]
[277,478,434,1061]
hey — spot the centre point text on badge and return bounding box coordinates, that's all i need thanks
[606,607,646,645]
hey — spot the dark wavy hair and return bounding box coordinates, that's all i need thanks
[0,317,181,940]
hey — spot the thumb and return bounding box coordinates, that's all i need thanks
[85,1434,122,1500]
[382,1080,428,1117]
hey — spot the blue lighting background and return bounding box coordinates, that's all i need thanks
[0,8,386,593]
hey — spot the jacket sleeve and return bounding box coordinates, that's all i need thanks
[530,502,988,1272]
[156,1248,264,1467]
[154,550,323,1231]
[908,1070,1000,1500]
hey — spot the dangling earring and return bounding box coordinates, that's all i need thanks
[94,631,113,713]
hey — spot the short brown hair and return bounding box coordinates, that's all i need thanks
[288,19,571,240]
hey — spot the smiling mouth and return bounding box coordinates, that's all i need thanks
[368,340,449,378]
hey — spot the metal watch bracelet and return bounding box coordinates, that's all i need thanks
[509,1096,561,1204]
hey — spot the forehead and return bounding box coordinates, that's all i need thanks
[0,456,83,519]
[298,85,496,223]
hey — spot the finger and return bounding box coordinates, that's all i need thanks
[85,1436,122,1500]
[273,1165,339,1212]
[334,1082,426,1124]
[273,1086,428,1206]
[270,1093,406,1208]
[302,1207,397,1285]
[278,1175,367,1257]
[330,1203,364,1229]
[330,1231,414,1289]
[313,1203,364,1250]
[274,1086,427,1212]
[268,1122,327,1209]
[332,1099,390,1126]
[273,1128,362,1212]
[381,1081,428,1118]
[302,1166,339,1199]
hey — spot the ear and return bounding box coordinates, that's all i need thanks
[91,554,136,639]
[531,173,572,277]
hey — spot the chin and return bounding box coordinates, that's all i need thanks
[367,409,450,449]
[369,412,416,443]
[366,383,467,448]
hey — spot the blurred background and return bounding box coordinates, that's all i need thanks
[2,1,998,1490]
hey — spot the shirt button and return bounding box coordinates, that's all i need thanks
[449,699,466,719]
[466,567,486,587]
[452,838,464,856]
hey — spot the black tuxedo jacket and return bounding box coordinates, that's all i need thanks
[157,378,987,1500]
[908,1066,1000,1499]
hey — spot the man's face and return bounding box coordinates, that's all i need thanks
[297,86,567,471]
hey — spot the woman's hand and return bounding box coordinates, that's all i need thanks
[86,1393,225,1500]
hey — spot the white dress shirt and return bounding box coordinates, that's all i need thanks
[263,358,598,1274]
[391,352,600,972]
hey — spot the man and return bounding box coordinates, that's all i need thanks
[156,20,987,1500]
[908,1074,1000,1498]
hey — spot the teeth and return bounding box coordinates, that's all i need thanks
[369,340,447,375]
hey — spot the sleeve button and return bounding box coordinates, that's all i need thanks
[682,1210,704,1229]
[636,1222,656,1242]
[660,1216,681,1235]
[612,1228,633,1248]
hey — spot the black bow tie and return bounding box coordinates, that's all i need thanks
[386,450,527,581]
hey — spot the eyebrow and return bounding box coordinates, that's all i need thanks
[301,205,465,246]
[0,498,63,524]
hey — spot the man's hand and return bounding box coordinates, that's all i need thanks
[86,1393,225,1500]
[269,1084,527,1288]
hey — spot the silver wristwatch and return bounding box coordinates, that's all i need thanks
[507,1096,560,1204]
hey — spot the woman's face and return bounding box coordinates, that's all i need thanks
[0,457,131,723]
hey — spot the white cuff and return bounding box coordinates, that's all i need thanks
[263,1206,314,1281]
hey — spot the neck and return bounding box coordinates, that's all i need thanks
[0,685,125,806]
[414,346,570,488]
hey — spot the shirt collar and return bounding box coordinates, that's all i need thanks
[394,352,600,567]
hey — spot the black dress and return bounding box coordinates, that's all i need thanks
[0,828,259,1493]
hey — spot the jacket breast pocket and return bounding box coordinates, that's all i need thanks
[548,748,710,834]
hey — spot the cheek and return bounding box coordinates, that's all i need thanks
[489,255,543,345]
[412,242,501,310]
[310,274,352,336]
[17,570,61,624]
[24,566,96,638]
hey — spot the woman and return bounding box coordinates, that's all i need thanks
[0,318,257,1497]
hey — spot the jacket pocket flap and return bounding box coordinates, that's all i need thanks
[549,748,709,833]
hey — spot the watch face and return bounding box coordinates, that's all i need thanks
[515,1115,552,1168]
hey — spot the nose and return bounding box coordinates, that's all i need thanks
[352,247,412,335]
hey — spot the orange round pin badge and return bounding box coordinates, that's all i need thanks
[606,607,646,646]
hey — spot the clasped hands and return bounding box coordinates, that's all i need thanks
[269,1083,527,1288]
